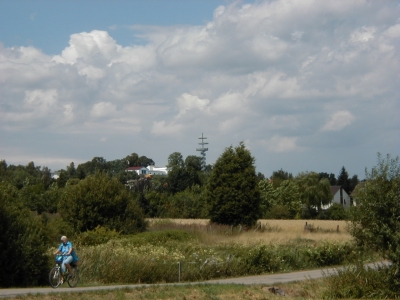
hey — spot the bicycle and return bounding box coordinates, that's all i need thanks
[49,255,80,288]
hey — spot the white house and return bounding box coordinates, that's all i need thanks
[147,165,168,176]
[125,166,148,176]
[125,166,168,176]
[322,186,351,210]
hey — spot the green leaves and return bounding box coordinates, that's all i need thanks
[58,172,146,234]
[349,153,400,291]
[207,142,261,227]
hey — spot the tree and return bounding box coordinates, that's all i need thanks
[167,152,184,169]
[337,166,351,194]
[270,169,293,188]
[319,172,337,186]
[349,154,400,291]
[166,153,202,194]
[0,182,49,287]
[275,180,302,218]
[59,172,147,234]
[296,172,332,214]
[206,142,261,227]
[259,179,276,217]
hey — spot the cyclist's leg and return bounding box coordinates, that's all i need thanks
[62,255,73,274]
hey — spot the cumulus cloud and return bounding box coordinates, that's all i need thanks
[90,102,117,118]
[0,0,398,176]
[321,111,356,131]
[261,136,300,153]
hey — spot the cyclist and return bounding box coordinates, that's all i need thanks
[53,236,79,282]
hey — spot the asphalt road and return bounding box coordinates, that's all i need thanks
[0,262,389,298]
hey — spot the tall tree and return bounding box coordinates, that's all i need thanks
[349,154,400,292]
[206,142,261,227]
[337,166,351,193]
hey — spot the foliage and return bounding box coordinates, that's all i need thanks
[270,169,293,188]
[322,263,398,299]
[207,142,261,227]
[166,153,202,194]
[319,203,348,220]
[76,230,358,285]
[266,205,291,219]
[59,172,147,234]
[166,186,208,218]
[319,172,337,186]
[274,180,302,218]
[349,153,400,291]
[76,226,121,246]
[296,172,332,213]
[0,182,50,287]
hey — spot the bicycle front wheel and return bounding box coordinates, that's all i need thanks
[49,267,61,288]
[67,267,79,288]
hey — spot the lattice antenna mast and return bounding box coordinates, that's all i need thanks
[196,133,209,170]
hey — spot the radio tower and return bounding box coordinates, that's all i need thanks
[196,133,208,170]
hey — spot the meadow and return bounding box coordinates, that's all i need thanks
[8,219,389,299]
[64,218,371,286]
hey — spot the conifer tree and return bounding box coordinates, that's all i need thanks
[206,142,261,227]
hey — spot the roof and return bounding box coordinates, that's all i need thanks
[125,166,146,171]
[330,186,341,195]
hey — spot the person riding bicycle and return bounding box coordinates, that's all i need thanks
[53,236,78,281]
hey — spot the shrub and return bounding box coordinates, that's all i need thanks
[77,226,121,246]
[322,263,398,299]
[0,182,50,287]
[59,172,147,234]
[318,203,348,220]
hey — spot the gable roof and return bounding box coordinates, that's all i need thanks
[330,186,341,195]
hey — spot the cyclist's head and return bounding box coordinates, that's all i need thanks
[61,236,68,243]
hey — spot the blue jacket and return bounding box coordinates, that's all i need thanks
[58,241,79,262]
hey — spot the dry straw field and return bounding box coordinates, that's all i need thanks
[148,219,352,245]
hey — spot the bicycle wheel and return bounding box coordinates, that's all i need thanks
[67,267,79,287]
[49,267,61,288]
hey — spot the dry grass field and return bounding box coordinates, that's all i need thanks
[148,219,352,245]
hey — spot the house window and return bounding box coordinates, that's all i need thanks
[141,170,146,174]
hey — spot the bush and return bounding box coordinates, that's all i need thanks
[0,182,50,287]
[322,263,398,299]
[318,203,348,220]
[77,226,121,246]
[266,205,291,219]
[59,172,147,234]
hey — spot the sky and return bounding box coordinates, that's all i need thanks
[0,0,399,179]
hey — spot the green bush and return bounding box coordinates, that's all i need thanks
[322,263,398,299]
[318,203,348,220]
[59,172,147,234]
[266,205,291,219]
[77,226,121,246]
[0,182,50,287]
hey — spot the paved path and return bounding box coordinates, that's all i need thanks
[0,262,389,298]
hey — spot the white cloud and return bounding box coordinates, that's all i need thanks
[176,93,210,117]
[261,136,300,153]
[151,121,184,137]
[321,111,356,131]
[90,102,117,118]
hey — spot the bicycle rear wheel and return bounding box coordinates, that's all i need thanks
[49,267,61,288]
[67,267,79,287]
